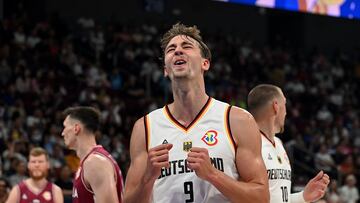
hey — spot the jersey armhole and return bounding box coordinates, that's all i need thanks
[144,115,149,151]
[226,105,237,151]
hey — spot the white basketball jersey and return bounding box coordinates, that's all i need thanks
[261,134,292,203]
[146,98,238,203]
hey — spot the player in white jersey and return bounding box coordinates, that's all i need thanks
[247,84,330,203]
[124,23,269,203]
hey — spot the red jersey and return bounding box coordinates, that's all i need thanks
[72,145,124,203]
[18,180,54,203]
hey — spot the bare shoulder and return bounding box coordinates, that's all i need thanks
[130,117,146,154]
[84,153,112,170]
[230,106,255,122]
[229,106,258,143]
[52,183,62,191]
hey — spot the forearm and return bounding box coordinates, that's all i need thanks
[207,170,269,203]
[290,191,307,203]
[124,178,156,203]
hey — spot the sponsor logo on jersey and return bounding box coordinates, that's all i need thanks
[42,191,52,201]
[268,153,273,160]
[22,194,27,199]
[201,130,218,146]
[183,141,192,152]
[162,139,168,144]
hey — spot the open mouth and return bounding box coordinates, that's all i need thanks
[174,59,186,65]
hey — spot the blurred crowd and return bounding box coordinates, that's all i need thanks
[0,1,359,203]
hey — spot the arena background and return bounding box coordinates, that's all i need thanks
[0,0,359,202]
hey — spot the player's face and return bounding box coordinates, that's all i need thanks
[62,116,77,149]
[276,91,287,133]
[28,154,49,181]
[163,35,209,80]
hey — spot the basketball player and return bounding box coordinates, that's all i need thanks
[247,84,330,203]
[6,147,63,203]
[124,23,269,203]
[61,106,123,203]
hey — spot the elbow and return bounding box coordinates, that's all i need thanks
[254,183,270,203]
[261,188,270,203]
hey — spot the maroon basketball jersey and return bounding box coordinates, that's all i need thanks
[18,181,54,203]
[72,145,124,203]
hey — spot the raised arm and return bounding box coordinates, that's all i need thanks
[83,154,119,203]
[123,117,172,203]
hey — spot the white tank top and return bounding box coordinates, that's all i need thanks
[261,133,292,203]
[145,98,238,203]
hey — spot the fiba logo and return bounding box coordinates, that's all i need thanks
[201,130,218,146]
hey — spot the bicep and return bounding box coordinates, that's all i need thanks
[230,108,267,182]
[84,157,119,203]
[124,118,148,193]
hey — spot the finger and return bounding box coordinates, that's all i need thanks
[187,162,201,170]
[149,148,171,157]
[322,174,330,184]
[187,151,201,158]
[150,154,169,163]
[187,157,202,164]
[150,144,173,151]
[152,162,170,168]
[190,147,208,153]
[312,171,324,181]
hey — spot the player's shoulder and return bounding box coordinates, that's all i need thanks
[84,152,111,168]
[229,106,255,123]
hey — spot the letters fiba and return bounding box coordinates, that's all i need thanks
[158,157,224,179]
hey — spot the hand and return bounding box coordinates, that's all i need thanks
[187,147,217,181]
[303,171,330,202]
[144,144,173,182]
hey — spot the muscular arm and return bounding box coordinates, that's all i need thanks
[217,107,269,202]
[83,154,119,203]
[189,107,269,203]
[52,184,64,203]
[5,186,19,203]
[124,118,172,203]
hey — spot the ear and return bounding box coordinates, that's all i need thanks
[74,123,81,135]
[272,100,279,114]
[164,66,169,77]
[202,59,210,71]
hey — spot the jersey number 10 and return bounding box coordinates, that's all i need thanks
[280,186,288,202]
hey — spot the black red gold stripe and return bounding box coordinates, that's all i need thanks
[164,97,212,133]
[225,105,237,151]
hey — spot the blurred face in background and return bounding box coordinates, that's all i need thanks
[274,89,287,134]
[28,154,49,181]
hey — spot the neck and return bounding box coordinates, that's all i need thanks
[76,135,97,161]
[27,178,47,188]
[256,119,277,142]
[169,82,208,126]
